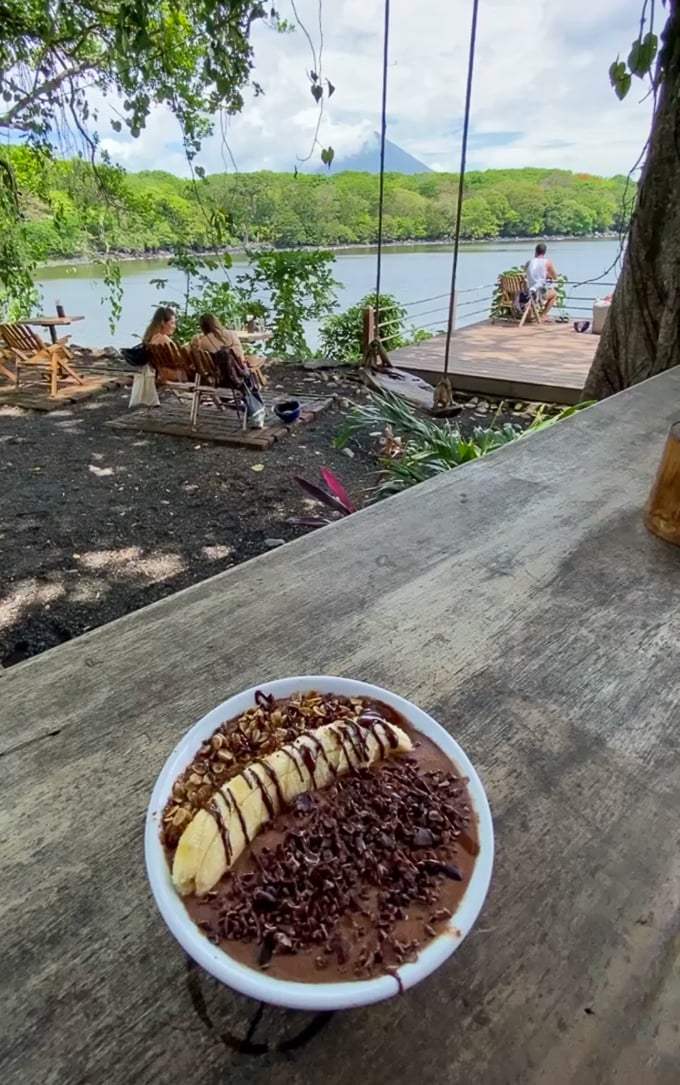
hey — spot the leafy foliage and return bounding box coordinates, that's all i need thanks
[8,161,636,271]
[0,1,272,147]
[151,249,251,343]
[152,247,337,356]
[319,292,409,360]
[609,0,663,100]
[240,249,339,359]
[336,393,594,499]
[288,468,356,528]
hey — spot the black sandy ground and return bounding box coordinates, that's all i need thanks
[0,362,539,667]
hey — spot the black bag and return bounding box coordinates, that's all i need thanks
[121,343,148,367]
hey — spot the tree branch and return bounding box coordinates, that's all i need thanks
[0,62,92,130]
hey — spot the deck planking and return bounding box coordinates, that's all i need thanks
[389,320,599,405]
[0,374,129,411]
[108,390,336,449]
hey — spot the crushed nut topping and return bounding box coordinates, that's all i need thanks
[161,691,370,848]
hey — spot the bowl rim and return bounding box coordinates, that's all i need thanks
[144,676,494,1011]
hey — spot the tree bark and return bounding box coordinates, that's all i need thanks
[583,2,680,400]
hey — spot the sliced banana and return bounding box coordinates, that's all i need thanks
[172,715,412,896]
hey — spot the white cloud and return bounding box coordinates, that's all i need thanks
[97,0,654,178]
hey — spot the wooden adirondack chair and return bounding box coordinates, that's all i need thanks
[189,346,246,429]
[497,274,541,327]
[0,322,83,397]
[145,340,193,384]
[146,341,247,431]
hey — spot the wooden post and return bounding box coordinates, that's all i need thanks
[644,420,680,545]
[361,305,375,355]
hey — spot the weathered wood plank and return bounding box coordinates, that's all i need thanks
[389,319,597,404]
[108,393,336,448]
[0,375,127,411]
[1,371,679,1084]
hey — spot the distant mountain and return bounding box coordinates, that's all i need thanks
[314,132,432,174]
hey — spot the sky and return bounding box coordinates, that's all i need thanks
[99,0,655,178]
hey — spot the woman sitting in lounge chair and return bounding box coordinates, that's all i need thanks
[191,313,264,428]
[190,313,253,388]
[190,313,245,362]
[142,306,177,345]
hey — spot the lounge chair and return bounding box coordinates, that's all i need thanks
[146,341,247,431]
[496,274,541,327]
[0,322,84,397]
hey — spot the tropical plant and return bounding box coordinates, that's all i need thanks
[319,292,409,360]
[238,250,339,359]
[337,392,593,499]
[288,468,356,528]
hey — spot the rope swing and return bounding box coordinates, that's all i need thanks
[367,0,482,407]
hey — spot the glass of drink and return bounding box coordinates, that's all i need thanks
[644,420,680,546]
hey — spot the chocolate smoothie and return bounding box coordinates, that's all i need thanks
[164,693,479,985]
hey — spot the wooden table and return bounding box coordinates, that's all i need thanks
[19,314,84,344]
[2,371,679,1085]
[237,328,272,344]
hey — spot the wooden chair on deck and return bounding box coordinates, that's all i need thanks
[189,347,247,430]
[146,341,247,431]
[145,340,193,385]
[0,322,84,397]
[245,355,266,389]
[497,274,541,327]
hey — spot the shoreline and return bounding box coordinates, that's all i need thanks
[37,233,620,271]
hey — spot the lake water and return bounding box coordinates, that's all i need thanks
[36,238,621,348]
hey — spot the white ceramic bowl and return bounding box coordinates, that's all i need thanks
[145,676,494,1011]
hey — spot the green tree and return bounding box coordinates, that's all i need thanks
[238,249,339,359]
[460,196,500,239]
[0,0,281,317]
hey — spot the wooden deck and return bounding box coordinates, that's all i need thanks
[390,320,598,405]
[0,373,129,411]
[109,390,335,449]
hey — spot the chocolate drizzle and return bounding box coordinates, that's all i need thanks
[281,747,305,784]
[344,721,368,762]
[224,790,250,845]
[299,743,318,785]
[307,734,337,776]
[255,759,286,810]
[208,798,232,863]
[244,767,276,819]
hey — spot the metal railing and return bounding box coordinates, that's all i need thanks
[364,277,617,348]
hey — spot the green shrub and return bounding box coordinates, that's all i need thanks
[336,392,593,498]
[320,292,409,361]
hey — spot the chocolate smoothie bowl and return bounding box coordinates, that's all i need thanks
[145,677,494,1010]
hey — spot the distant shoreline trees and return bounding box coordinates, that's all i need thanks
[8,152,632,264]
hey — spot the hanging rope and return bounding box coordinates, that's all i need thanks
[374,0,391,331]
[443,0,481,376]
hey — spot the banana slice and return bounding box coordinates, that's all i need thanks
[172,714,412,896]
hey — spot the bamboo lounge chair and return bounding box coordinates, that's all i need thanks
[0,322,84,397]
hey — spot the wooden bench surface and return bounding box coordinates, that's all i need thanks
[2,371,680,1085]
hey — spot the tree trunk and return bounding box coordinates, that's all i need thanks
[583,2,680,400]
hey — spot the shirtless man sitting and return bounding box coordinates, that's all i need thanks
[524,243,558,322]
